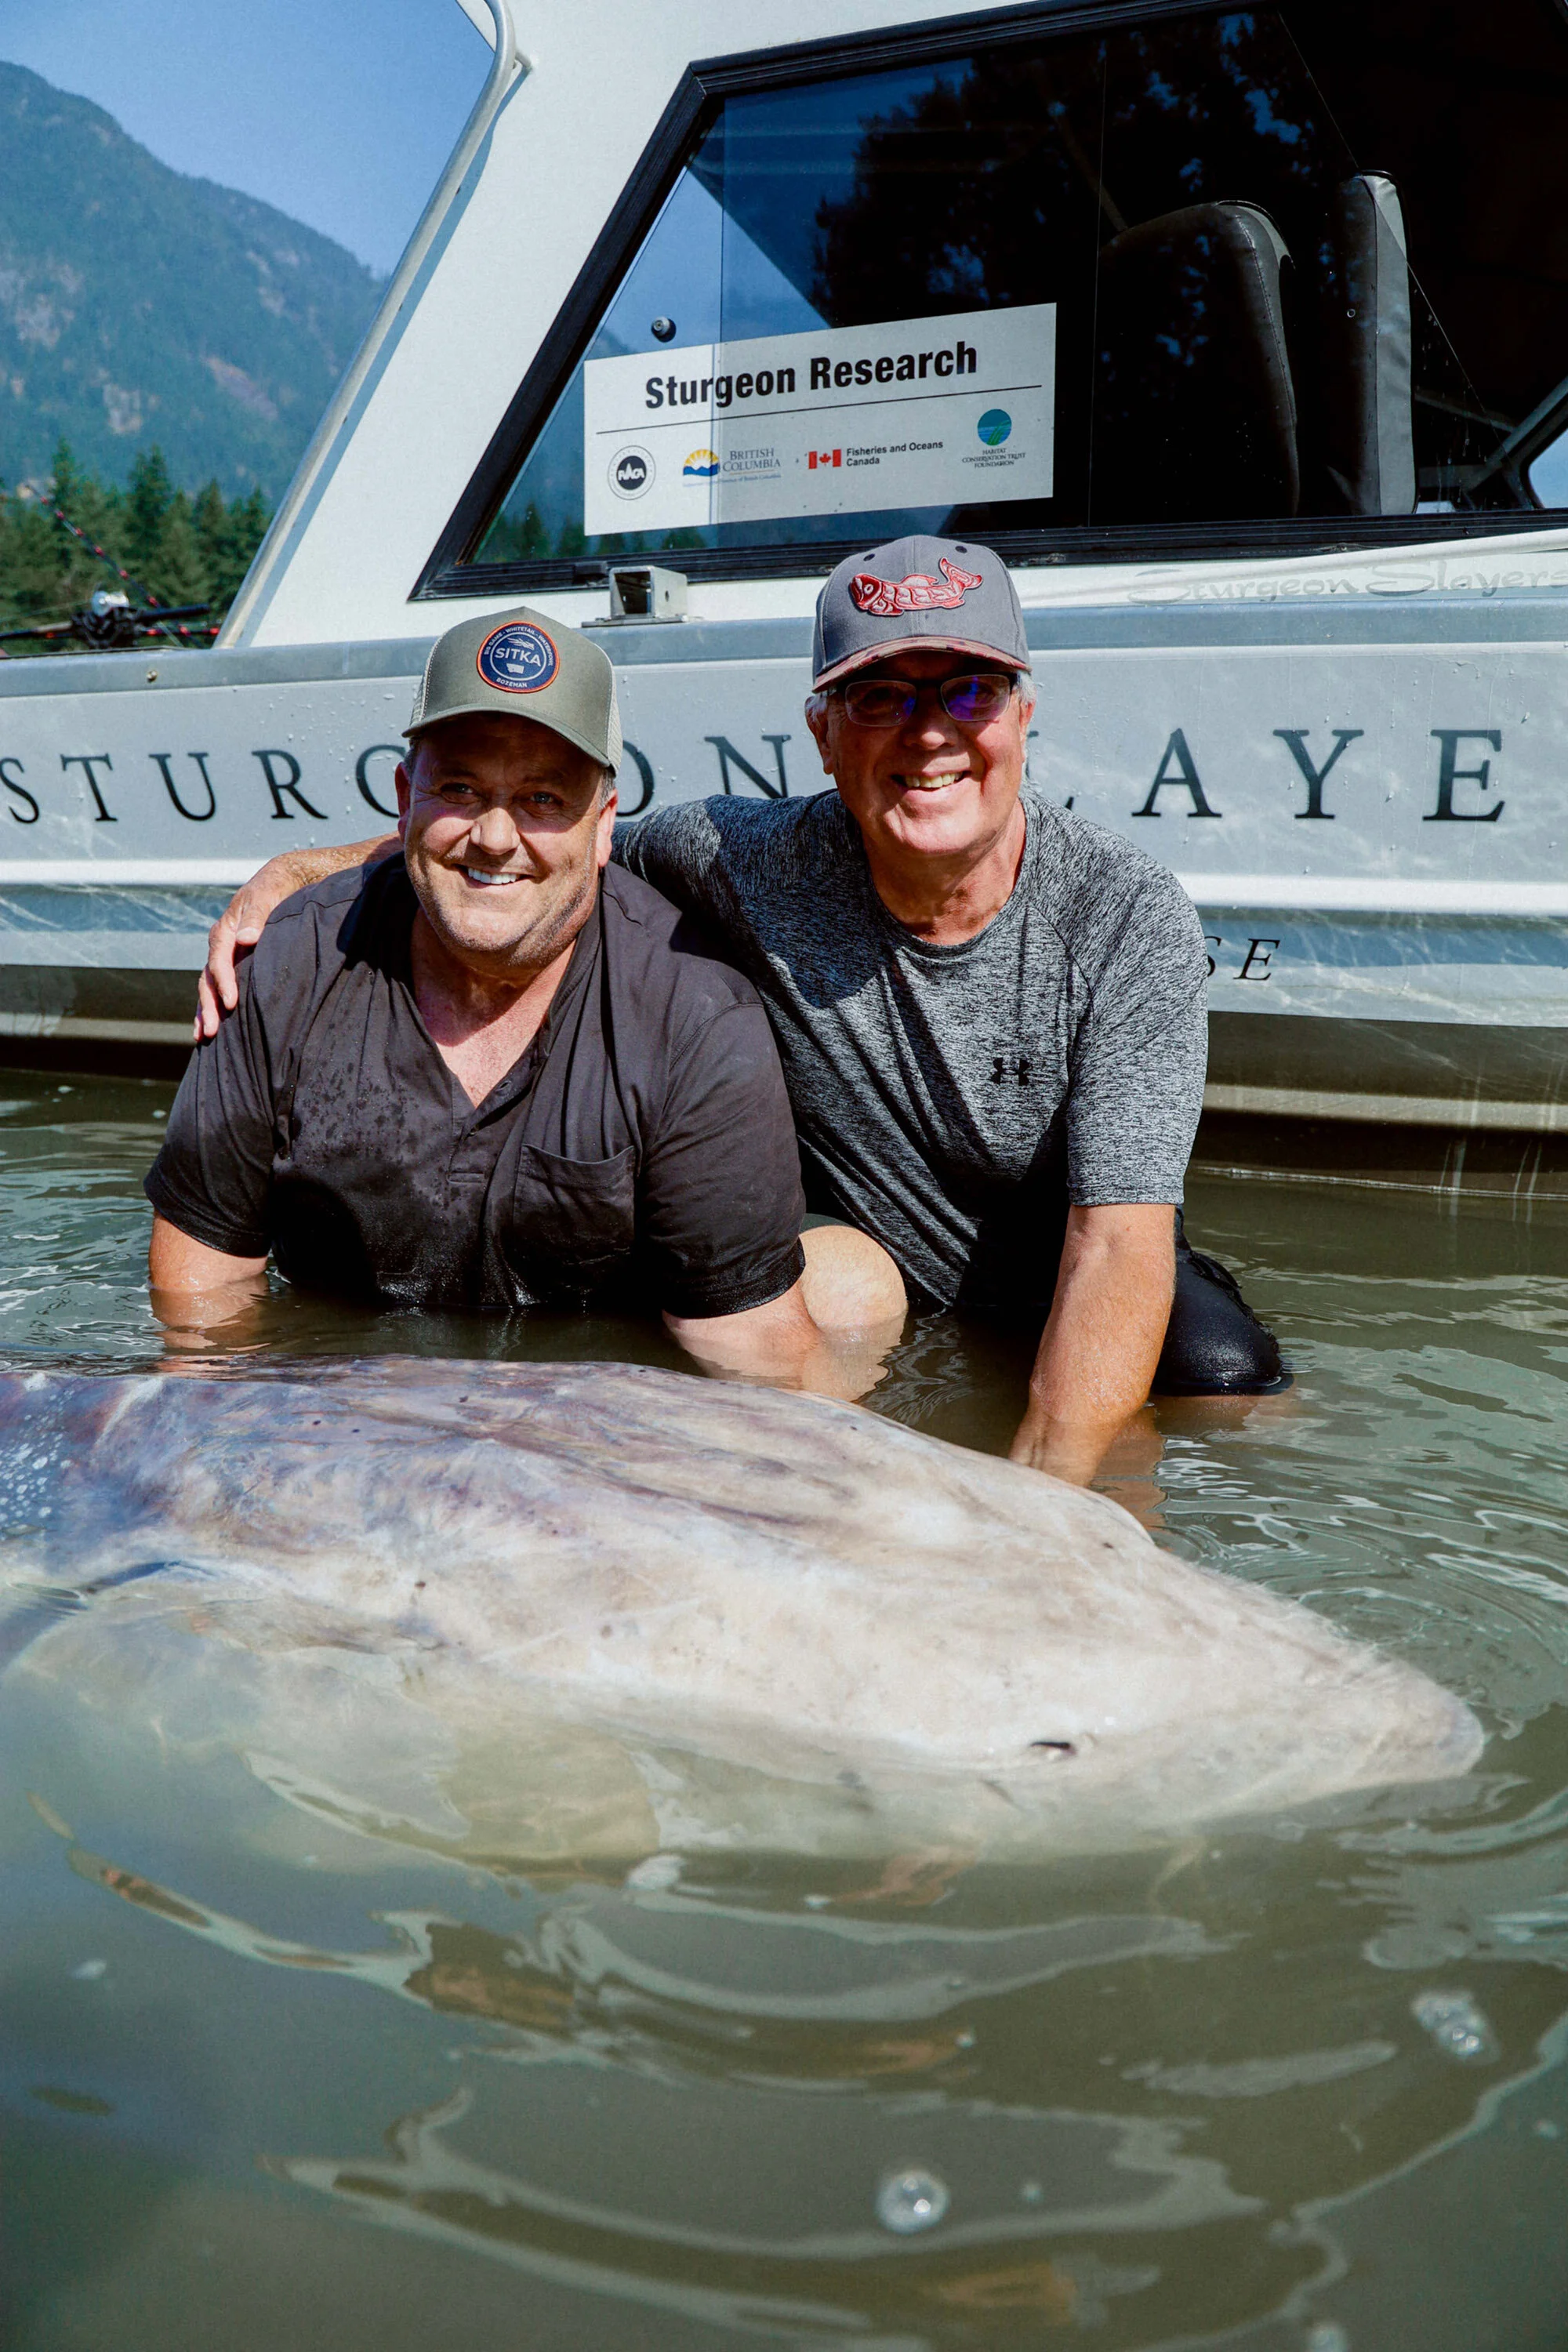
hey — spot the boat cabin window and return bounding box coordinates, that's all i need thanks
[430,0,1568,590]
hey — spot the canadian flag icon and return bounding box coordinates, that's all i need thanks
[808,449,842,470]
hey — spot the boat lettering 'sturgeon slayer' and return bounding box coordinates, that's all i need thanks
[2,0,1566,1189]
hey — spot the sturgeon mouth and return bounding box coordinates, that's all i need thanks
[1029,1740,1076,1758]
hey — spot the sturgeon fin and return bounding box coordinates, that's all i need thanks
[0,1559,203,1675]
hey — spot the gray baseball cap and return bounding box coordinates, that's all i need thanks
[811,535,1029,688]
[405,604,622,774]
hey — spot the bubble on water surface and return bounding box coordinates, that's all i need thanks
[625,1852,682,1892]
[877,2167,949,2234]
[1411,1988,1499,2063]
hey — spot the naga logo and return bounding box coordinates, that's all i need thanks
[849,555,983,617]
[808,448,842,470]
[476,619,559,695]
[976,408,1012,447]
[682,448,720,478]
[608,447,654,499]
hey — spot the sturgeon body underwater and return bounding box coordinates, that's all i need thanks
[0,1358,1481,1859]
[6,1126,1568,2352]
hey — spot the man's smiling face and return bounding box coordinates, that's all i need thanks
[807,648,1035,869]
[397,712,615,980]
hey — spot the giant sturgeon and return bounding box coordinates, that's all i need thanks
[0,1359,1483,1853]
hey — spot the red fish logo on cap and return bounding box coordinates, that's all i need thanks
[849,556,982,618]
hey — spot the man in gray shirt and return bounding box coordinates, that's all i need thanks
[199,536,1280,1479]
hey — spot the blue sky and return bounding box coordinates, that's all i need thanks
[0,0,489,273]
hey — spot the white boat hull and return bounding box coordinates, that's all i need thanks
[1,602,1563,1156]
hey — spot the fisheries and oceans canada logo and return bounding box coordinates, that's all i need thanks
[682,448,720,479]
[476,619,558,695]
[977,408,1013,447]
[608,445,654,499]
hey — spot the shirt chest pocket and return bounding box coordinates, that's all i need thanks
[493,1142,639,1301]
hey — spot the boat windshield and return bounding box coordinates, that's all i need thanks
[455,0,1568,583]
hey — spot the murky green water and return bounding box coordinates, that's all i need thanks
[2,1070,1566,2351]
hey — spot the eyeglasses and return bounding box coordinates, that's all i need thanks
[836,671,1018,729]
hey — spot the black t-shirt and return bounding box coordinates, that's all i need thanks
[146,858,806,1316]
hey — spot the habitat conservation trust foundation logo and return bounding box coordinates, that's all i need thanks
[964,408,1022,473]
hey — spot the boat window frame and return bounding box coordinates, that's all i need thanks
[413,0,1568,602]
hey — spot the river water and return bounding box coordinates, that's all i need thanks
[2,1070,1566,2351]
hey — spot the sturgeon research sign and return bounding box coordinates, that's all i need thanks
[583,304,1056,536]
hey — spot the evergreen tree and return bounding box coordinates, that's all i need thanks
[47,440,126,610]
[0,454,271,648]
[3,496,75,624]
[151,491,209,608]
[193,479,229,589]
[49,438,82,528]
[124,447,174,583]
[193,478,266,608]
[72,475,127,575]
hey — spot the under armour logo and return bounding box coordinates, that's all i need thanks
[991,1054,1033,1087]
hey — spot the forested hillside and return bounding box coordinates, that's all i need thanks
[0,442,270,649]
[0,60,381,497]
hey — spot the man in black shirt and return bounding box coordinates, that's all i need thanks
[148,608,895,1377]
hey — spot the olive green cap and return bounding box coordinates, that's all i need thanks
[405,603,622,775]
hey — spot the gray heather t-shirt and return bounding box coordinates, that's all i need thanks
[614,789,1207,1312]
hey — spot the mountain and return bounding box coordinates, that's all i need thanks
[0,62,383,497]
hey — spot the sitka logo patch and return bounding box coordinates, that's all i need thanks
[477,620,559,695]
[849,556,982,617]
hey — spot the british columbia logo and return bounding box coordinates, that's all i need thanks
[682,448,719,479]
[849,556,983,616]
[477,619,559,695]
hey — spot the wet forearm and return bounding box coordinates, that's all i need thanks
[1011,1207,1175,1482]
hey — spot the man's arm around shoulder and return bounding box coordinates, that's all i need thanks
[195,833,397,1040]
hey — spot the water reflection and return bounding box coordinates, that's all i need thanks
[2,1073,1567,2347]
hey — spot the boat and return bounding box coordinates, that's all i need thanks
[2,0,1566,1199]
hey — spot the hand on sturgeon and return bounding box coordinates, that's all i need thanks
[1009,1203,1177,1490]
[194,833,397,1040]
